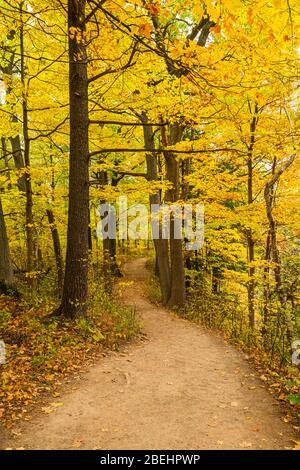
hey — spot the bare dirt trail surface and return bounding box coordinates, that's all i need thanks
[0,258,296,450]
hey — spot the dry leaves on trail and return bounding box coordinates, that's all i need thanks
[0,294,138,428]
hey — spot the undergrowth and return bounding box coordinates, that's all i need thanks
[0,270,139,427]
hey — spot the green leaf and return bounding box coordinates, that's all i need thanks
[287,394,300,406]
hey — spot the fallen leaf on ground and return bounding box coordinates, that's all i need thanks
[239,441,252,448]
[41,407,53,414]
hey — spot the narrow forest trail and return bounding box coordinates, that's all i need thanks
[1,258,296,450]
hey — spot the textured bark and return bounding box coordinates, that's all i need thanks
[46,209,64,297]
[10,125,26,193]
[2,44,26,192]
[20,11,36,280]
[0,197,15,290]
[56,0,89,318]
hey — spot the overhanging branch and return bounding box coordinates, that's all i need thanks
[89,120,168,127]
[89,147,246,157]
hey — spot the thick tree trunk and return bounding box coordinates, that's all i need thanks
[56,0,89,318]
[46,209,64,297]
[0,197,15,291]
[141,112,171,304]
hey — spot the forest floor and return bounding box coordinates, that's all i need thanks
[0,258,297,450]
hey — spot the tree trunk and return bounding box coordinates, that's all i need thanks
[9,122,26,193]
[264,165,295,345]
[140,112,171,304]
[0,197,15,292]
[2,45,27,193]
[1,138,12,190]
[246,106,258,330]
[162,122,186,308]
[262,231,271,339]
[20,8,36,282]
[56,0,89,318]
[97,171,122,279]
[46,209,64,297]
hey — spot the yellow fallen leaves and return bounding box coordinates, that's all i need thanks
[50,402,64,408]
[0,292,138,427]
[41,402,64,414]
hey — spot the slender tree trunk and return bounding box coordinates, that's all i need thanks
[56,0,89,318]
[1,138,12,190]
[138,12,215,308]
[88,209,93,251]
[2,45,27,192]
[9,120,26,193]
[0,197,15,291]
[97,171,122,279]
[20,7,36,281]
[262,231,271,339]
[264,154,297,345]
[246,105,258,330]
[162,122,186,308]
[46,209,64,297]
[141,112,171,304]
[262,159,276,337]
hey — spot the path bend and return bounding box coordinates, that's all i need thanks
[1,258,296,450]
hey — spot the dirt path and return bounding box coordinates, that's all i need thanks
[1,258,296,450]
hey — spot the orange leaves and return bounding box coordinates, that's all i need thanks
[247,8,254,25]
[211,24,221,34]
[145,1,160,17]
[138,22,153,38]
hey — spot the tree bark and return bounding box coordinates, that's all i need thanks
[10,131,26,192]
[2,39,27,192]
[20,7,36,281]
[56,0,89,318]
[46,209,64,297]
[0,197,15,291]
[246,105,258,330]
[264,155,297,345]
[1,138,12,190]
[162,122,186,308]
[141,112,171,304]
